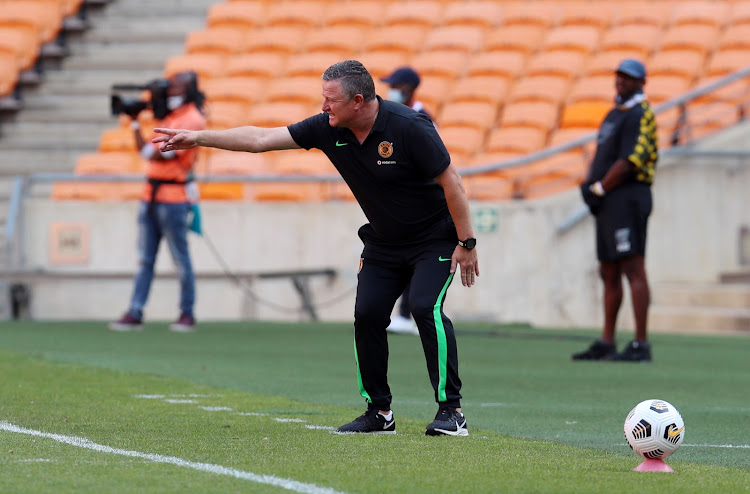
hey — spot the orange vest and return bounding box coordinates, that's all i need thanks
[141,103,206,203]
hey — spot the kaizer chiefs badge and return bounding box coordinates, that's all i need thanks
[378,141,393,158]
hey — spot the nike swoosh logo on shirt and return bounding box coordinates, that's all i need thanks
[438,256,451,262]
[336,141,348,147]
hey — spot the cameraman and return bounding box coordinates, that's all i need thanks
[109,71,207,333]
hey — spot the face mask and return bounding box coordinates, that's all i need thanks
[387,88,406,105]
[167,95,185,111]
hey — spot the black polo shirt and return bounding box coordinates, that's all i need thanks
[587,100,658,185]
[288,97,451,243]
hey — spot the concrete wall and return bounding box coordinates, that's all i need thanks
[16,124,750,327]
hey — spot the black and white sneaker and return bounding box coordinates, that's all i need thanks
[571,339,617,361]
[614,340,652,362]
[336,408,396,434]
[425,407,469,437]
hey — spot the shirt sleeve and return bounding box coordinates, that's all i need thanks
[288,113,329,150]
[619,104,658,184]
[405,113,451,178]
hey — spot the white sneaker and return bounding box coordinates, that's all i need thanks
[387,316,418,335]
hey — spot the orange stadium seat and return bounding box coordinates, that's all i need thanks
[468,152,522,170]
[584,50,648,77]
[163,54,227,81]
[646,75,693,104]
[439,101,499,131]
[302,27,362,58]
[441,1,503,29]
[717,25,750,51]
[728,1,750,27]
[248,182,327,202]
[203,150,273,176]
[363,26,429,57]
[613,3,671,28]
[322,1,386,29]
[74,151,144,174]
[272,149,334,175]
[567,76,614,105]
[526,51,588,81]
[465,51,527,80]
[502,2,557,29]
[485,126,548,155]
[483,25,547,55]
[51,182,122,201]
[704,49,750,78]
[243,27,310,55]
[0,1,64,45]
[499,101,560,132]
[225,53,287,80]
[98,127,137,152]
[202,77,266,107]
[670,1,729,28]
[558,102,610,130]
[411,50,468,82]
[246,102,312,128]
[462,175,515,201]
[423,26,487,54]
[600,25,662,59]
[205,101,251,129]
[693,75,749,107]
[266,76,323,106]
[357,52,411,80]
[413,76,454,116]
[265,1,322,29]
[549,128,597,157]
[507,76,571,105]
[558,2,613,29]
[198,182,245,201]
[438,125,487,165]
[659,24,720,57]
[184,28,245,56]
[648,50,705,82]
[284,52,343,78]
[383,1,445,29]
[541,26,603,55]
[0,27,39,72]
[449,75,511,106]
[205,1,268,31]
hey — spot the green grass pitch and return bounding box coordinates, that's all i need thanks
[0,321,748,493]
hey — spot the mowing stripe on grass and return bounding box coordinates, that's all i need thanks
[0,422,347,494]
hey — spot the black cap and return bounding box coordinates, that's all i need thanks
[380,67,421,87]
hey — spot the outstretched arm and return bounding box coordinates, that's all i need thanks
[153,126,300,153]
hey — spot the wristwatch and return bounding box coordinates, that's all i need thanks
[458,237,477,250]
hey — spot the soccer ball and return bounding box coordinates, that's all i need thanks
[624,399,685,460]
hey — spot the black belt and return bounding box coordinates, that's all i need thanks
[147,178,191,217]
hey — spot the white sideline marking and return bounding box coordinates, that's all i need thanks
[682,443,750,449]
[274,418,307,423]
[0,422,347,494]
[198,406,234,412]
[164,399,197,404]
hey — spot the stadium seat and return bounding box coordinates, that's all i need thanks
[648,50,705,82]
[243,27,310,55]
[272,149,335,175]
[363,26,429,57]
[525,51,588,81]
[502,2,557,29]
[205,101,252,129]
[727,1,750,28]
[246,102,313,128]
[646,75,693,104]
[566,76,614,105]
[74,151,145,175]
[422,26,487,54]
[0,1,64,45]
[438,125,487,165]
[0,26,40,72]
[357,52,410,81]
[465,51,527,80]
[659,24,720,57]
[600,25,662,59]
[548,128,597,157]
[98,127,137,152]
[163,54,227,81]
[205,1,267,31]
[265,1,322,29]
[512,153,588,200]
[225,53,287,80]
[482,24,546,55]
[687,101,742,140]
[302,27,361,58]
[704,49,750,78]
[383,1,445,29]
[558,2,613,29]
[202,77,267,107]
[507,76,571,105]
[265,76,325,106]
[693,75,749,107]
[411,50,468,83]
[439,101,499,131]
[51,182,123,201]
[248,182,327,202]
[441,1,503,29]
[717,25,750,51]
[322,1,386,29]
[284,52,344,78]
[541,26,603,55]
[184,28,245,56]
[584,50,648,77]
[203,150,273,176]
[558,102,610,130]
[613,2,671,28]
[462,175,515,201]
[449,75,511,106]
[485,126,548,155]
[670,1,729,28]
[323,182,356,202]
[199,182,245,201]
[413,76,454,117]
[499,101,560,132]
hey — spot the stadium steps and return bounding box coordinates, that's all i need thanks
[0,0,221,176]
[650,282,750,335]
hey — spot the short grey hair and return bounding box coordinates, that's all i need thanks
[322,60,376,102]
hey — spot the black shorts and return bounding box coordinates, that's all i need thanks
[595,183,652,262]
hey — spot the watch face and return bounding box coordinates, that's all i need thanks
[462,238,476,249]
